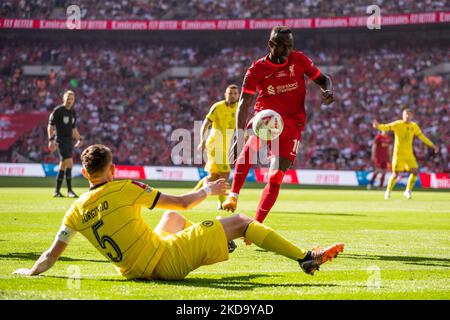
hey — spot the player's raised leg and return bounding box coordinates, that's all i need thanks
[218,214,344,275]
[254,156,290,223]
[223,135,261,212]
[154,211,194,235]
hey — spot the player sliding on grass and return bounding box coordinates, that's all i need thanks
[223,26,334,225]
[13,145,343,280]
[373,107,439,200]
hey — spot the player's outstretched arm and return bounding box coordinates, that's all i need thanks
[197,119,212,151]
[373,120,395,132]
[13,239,67,276]
[312,73,334,105]
[155,179,229,210]
[416,131,439,153]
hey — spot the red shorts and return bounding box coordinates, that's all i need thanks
[374,159,389,169]
[247,116,304,163]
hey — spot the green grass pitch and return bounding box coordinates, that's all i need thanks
[0,182,449,300]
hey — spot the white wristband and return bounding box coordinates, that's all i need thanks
[201,185,212,196]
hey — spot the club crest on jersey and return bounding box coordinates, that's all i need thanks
[289,65,295,77]
[267,85,275,95]
[202,220,214,227]
[63,116,69,124]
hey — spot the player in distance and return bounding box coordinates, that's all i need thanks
[194,84,239,210]
[372,107,439,200]
[367,131,392,190]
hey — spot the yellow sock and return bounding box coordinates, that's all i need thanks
[193,177,207,191]
[387,175,396,191]
[218,194,226,204]
[244,221,307,260]
[406,173,417,191]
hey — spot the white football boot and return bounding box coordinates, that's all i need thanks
[403,190,412,199]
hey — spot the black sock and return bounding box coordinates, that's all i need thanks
[65,168,73,191]
[56,170,65,193]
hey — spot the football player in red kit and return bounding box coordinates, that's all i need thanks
[368,131,392,190]
[224,26,335,228]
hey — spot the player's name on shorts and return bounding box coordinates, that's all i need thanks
[82,201,109,224]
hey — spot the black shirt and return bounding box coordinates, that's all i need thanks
[49,105,77,139]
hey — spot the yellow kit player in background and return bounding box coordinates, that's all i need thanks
[373,107,439,200]
[195,84,239,209]
[13,145,343,279]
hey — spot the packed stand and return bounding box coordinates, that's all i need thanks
[1,40,448,172]
[1,0,448,20]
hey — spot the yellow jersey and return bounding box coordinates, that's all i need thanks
[62,180,164,279]
[205,100,237,149]
[377,120,433,158]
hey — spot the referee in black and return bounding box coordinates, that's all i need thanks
[48,90,83,198]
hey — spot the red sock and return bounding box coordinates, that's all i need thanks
[231,136,260,194]
[231,162,252,194]
[380,172,386,188]
[370,171,378,186]
[255,182,281,223]
[255,169,284,223]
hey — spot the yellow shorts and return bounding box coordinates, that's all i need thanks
[392,156,418,172]
[205,142,230,174]
[152,219,229,280]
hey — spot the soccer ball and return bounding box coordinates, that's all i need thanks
[252,109,284,141]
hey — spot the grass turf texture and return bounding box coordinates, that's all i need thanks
[0,182,449,300]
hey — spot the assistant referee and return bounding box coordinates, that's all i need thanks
[48,90,83,198]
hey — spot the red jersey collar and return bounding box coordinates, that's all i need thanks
[264,53,290,68]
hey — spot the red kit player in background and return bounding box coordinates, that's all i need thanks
[223,26,335,225]
[368,131,392,190]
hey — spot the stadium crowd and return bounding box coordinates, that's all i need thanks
[0,39,448,172]
[1,0,448,20]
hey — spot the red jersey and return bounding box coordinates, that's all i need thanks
[242,50,321,127]
[374,134,391,161]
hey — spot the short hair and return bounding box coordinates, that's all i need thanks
[270,26,292,39]
[226,84,239,91]
[81,144,112,176]
[63,90,74,98]
[401,106,411,113]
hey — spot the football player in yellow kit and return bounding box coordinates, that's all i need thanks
[195,84,239,210]
[373,107,439,200]
[13,144,343,279]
